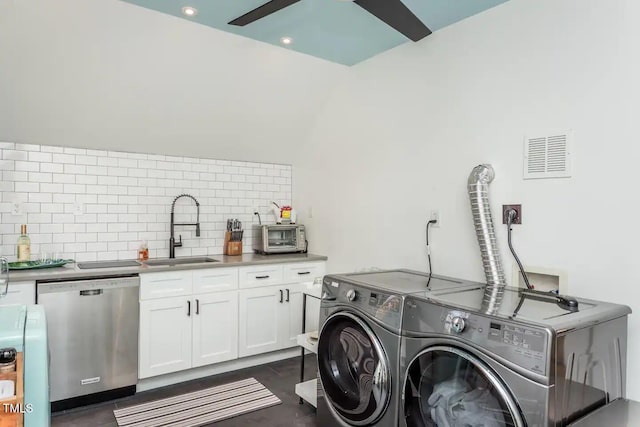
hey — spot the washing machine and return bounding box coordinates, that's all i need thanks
[399,284,631,427]
[316,270,479,426]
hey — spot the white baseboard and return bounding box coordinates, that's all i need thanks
[136,348,301,392]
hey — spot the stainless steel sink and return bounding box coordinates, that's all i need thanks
[77,260,141,269]
[142,257,218,266]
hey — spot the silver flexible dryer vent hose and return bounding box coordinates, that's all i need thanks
[468,164,506,313]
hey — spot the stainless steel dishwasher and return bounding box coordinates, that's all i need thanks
[37,275,139,410]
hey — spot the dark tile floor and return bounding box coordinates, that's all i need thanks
[52,355,319,427]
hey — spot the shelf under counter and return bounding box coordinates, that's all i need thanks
[294,378,318,408]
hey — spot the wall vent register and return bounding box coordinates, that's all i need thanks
[523,131,572,179]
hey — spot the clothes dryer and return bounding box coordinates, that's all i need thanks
[400,285,631,427]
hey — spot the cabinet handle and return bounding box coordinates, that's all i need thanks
[286,288,290,302]
[196,299,200,315]
[297,271,311,275]
[187,300,191,316]
[256,275,270,279]
[279,289,283,303]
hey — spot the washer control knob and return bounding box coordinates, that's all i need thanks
[451,317,466,334]
[346,289,357,302]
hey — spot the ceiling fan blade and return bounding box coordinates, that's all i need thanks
[228,0,301,26]
[354,0,431,42]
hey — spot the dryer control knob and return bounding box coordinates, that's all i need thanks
[451,317,466,334]
[346,289,357,302]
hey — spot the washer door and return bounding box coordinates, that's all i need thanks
[403,346,524,427]
[318,312,391,426]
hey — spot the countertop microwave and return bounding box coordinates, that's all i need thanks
[252,224,306,254]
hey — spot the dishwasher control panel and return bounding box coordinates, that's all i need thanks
[37,275,139,294]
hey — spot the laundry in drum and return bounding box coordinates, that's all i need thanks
[427,376,506,427]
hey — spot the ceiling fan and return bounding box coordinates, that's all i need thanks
[227,0,431,42]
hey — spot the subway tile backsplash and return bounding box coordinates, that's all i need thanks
[0,142,291,261]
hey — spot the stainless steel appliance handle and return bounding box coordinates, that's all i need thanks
[0,257,8,298]
[279,289,283,303]
[371,361,388,402]
[187,300,191,316]
[285,288,290,302]
[79,289,103,296]
[196,299,200,315]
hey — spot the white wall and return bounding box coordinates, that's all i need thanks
[295,0,640,398]
[0,142,290,261]
[0,0,346,164]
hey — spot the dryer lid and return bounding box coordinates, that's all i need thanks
[421,285,630,329]
[340,270,476,294]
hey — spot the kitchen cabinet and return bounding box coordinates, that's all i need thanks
[0,281,35,306]
[193,268,238,294]
[192,290,238,368]
[285,283,305,347]
[140,271,192,300]
[139,296,192,378]
[237,261,325,358]
[139,269,239,379]
[283,262,324,333]
[238,282,318,358]
[139,261,325,378]
[238,286,282,357]
[238,264,284,289]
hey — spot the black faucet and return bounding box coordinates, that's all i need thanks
[170,194,201,258]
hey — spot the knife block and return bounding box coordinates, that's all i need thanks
[223,231,231,255]
[227,241,242,256]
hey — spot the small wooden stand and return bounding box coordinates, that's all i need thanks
[223,231,231,255]
[227,241,242,256]
[0,353,24,427]
[224,231,242,256]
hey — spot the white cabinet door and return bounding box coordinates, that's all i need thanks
[304,296,321,333]
[238,287,283,357]
[139,297,192,378]
[1,281,35,306]
[283,283,305,348]
[192,291,238,368]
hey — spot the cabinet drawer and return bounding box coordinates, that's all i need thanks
[238,265,284,289]
[193,268,239,294]
[140,271,193,300]
[2,281,36,306]
[283,262,326,284]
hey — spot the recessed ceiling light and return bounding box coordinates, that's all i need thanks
[280,36,293,45]
[182,6,198,17]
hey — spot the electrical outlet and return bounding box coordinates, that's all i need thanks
[308,206,313,219]
[73,202,84,216]
[430,210,440,228]
[11,203,21,215]
[502,204,522,224]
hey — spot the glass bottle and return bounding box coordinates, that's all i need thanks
[17,224,31,262]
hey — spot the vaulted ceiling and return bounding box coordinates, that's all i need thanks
[121,0,508,65]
